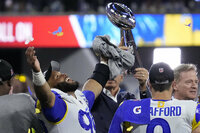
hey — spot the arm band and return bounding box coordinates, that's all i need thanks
[32,70,46,86]
[90,63,110,88]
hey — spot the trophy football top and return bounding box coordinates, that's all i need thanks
[106,2,136,30]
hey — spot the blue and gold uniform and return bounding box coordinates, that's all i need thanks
[36,88,96,133]
[109,98,200,133]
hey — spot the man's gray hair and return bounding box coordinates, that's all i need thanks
[174,64,198,82]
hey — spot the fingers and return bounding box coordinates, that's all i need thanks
[118,36,124,47]
[26,47,41,72]
[26,47,34,56]
[118,37,132,51]
[118,37,129,50]
[133,68,149,82]
[119,46,129,50]
[25,47,37,65]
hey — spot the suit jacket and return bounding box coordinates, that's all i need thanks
[91,88,151,133]
[91,91,136,133]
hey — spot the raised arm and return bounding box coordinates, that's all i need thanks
[133,67,151,98]
[82,57,109,99]
[84,36,134,99]
[25,47,55,108]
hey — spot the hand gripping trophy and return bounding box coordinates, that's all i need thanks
[106,2,143,71]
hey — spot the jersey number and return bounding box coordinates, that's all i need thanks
[147,118,171,133]
[78,110,95,133]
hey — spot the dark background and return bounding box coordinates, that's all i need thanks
[1,46,200,75]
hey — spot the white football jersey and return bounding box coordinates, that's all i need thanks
[36,89,96,133]
[109,98,200,133]
[133,99,200,133]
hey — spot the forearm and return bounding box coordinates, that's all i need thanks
[140,86,152,99]
[139,82,147,92]
[83,63,109,99]
[82,79,102,99]
[25,47,55,107]
[32,70,55,108]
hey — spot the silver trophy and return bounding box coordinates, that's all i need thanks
[106,2,143,68]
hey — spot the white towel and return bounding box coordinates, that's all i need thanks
[92,35,135,79]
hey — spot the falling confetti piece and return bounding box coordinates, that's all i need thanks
[25,37,34,45]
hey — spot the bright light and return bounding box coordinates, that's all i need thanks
[153,48,181,69]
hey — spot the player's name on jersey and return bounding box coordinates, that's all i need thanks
[150,106,181,116]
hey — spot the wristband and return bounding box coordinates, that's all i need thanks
[32,70,46,86]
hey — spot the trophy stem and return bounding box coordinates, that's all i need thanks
[120,29,125,46]
[123,29,143,68]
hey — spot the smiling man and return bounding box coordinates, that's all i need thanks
[25,47,111,133]
[173,64,199,100]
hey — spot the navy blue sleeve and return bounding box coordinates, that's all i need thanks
[140,87,152,99]
[82,90,95,110]
[42,91,67,123]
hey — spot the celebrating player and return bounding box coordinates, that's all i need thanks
[109,62,200,133]
[25,46,110,133]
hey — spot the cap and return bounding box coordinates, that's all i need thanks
[0,59,14,82]
[149,62,174,84]
[44,61,60,81]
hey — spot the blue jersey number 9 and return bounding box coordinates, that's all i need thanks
[146,118,171,133]
[78,110,95,133]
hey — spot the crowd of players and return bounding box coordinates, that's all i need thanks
[0,33,199,132]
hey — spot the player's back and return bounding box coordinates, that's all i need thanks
[134,99,199,133]
[0,93,44,133]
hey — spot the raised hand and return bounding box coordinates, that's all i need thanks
[25,47,41,72]
[133,67,149,91]
[118,37,129,51]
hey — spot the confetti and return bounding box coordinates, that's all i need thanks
[25,37,34,45]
